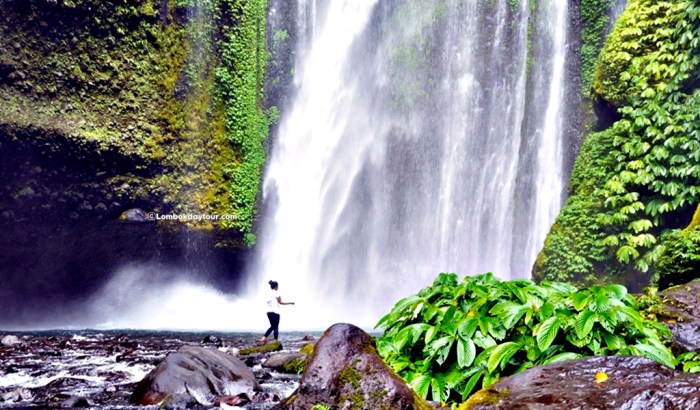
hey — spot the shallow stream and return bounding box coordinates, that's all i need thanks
[0,330,317,409]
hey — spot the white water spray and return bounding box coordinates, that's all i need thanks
[249,0,572,330]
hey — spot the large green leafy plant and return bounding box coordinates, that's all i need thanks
[376,273,673,404]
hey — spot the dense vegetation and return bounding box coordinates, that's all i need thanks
[376,273,674,404]
[536,0,700,287]
[0,0,271,247]
[581,0,614,94]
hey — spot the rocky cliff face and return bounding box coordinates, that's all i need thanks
[0,0,265,325]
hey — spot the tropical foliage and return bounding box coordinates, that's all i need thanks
[376,273,674,404]
[537,0,700,283]
[653,227,700,289]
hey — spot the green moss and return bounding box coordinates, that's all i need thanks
[299,342,315,356]
[581,0,613,95]
[592,0,690,107]
[457,387,508,410]
[216,0,271,246]
[0,0,273,247]
[282,356,306,374]
[338,364,364,408]
[534,129,620,285]
[238,340,282,355]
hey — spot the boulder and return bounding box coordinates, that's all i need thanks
[1,335,21,346]
[660,281,700,322]
[263,353,306,374]
[239,340,282,355]
[274,323,432,410]
[461,355,700,409]
[119,208,149,223]
[668,322,700,353]
[129,345,259,406]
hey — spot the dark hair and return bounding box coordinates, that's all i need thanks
[268,280,278,289]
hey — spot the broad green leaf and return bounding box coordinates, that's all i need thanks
[604,284,628,300]
[431,376,446,402]
[633,343,675,368]
[473,331,497,349]
[572,292,590,311]
[617,245,640,264]
[410,374,431,398]
[536,316,561,351]
[602,332,626,350]
[487,342,521,373]
[541,352,580,365]
[457,337,476,368]
[461,372,483,401]
[575,310,596,339]
[457,317,479,339]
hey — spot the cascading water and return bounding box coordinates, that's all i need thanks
[251,0,572,329]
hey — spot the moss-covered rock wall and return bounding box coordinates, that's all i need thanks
[0,0,270,324]
[535,0,700,290]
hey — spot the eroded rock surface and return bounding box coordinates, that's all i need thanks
[130,345,259,406]
[274,323,432,410]
[465,355,700,409]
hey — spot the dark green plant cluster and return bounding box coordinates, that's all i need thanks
[581,0,613,95]
[538,0,700,283]
[376,273,673,404]
[216,0,271,246]
[592,0,700,272]
[653,227,700,289]
[534,129,618,284]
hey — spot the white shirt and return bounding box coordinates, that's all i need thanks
[266,289,280,313]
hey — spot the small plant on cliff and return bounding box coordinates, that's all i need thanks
[376,273,674,404]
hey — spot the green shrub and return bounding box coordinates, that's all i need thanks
[376,273,674,404]
[654,228,700,289]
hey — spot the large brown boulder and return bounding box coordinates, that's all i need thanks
[274,323,432,410]
[462,355,700,409]
[130,345,259,406]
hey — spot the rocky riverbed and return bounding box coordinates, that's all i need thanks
[0,330,317,409]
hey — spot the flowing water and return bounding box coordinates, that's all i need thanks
[250,0,571,329]
[0,330,311,409]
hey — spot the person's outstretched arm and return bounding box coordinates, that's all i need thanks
[276,296,295,305]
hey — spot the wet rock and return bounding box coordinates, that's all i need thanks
[302,335,315,341]
[119,208,149,222]
[57,395,90,407]
[463,355,700,409]
[660,280,700,322]
[94,203,108,214]
[2,387,33,402]
[202,335,220,344]
[239,340,282,355]
[130,345,259,406]
[262,352,306,373]
[669,322,700,353]
[1,335,21,346]
[214,393,249,406]
[274,323,432,410]
[116,348,137,362]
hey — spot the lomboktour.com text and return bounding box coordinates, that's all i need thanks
[147,212,237,221]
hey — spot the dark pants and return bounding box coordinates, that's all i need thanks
[264,312,280,340]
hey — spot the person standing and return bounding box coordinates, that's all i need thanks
[260,280,294,343]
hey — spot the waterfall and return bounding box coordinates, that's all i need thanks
[251,0,572,329]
